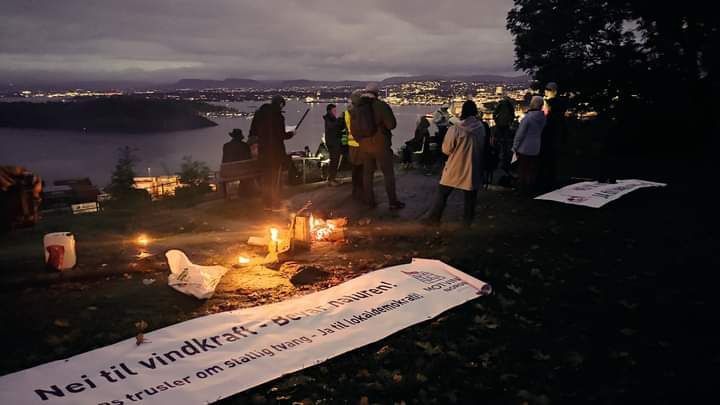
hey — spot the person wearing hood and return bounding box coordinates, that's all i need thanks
[249,95,294,211]
[512,95,546,195]
[323,104,343,186]
[424,100,486,226]
[355,83,405,209]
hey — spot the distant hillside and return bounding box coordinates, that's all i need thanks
[0,97,221,132]
[380,74,530,85]
[164,74,527,90]
[171,78,263,89]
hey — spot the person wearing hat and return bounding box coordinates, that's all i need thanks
[249,96,295,211]
[538,81,568,191]
[222,128,251,163]
[354,83,405,209]
[323,103,343,186]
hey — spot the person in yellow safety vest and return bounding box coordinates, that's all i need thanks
[345,90,364,201]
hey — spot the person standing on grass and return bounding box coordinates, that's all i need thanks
[345,91,364,201]
[512,95,546,195]
[423,100,486,227]
[539,81,568,191]
[250,95,294,211]
[352,83,405,210]
[323,103,343,186]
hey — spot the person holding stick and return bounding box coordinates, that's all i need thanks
[250,96,295,211]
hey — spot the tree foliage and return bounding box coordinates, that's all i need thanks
[107,146,139,198]
[178,156,211,187]
[507,0,719,126]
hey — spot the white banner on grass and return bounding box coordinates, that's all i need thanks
[0,259,490,405]
[535,179,666,208]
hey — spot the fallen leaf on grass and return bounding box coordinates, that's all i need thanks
[566,351,585,367]
[532,349,551,361]
[507,284,522,294]
[620,328,637,336]
[53,319,70,328]
[415,341,443,355]
[473,314,499,329]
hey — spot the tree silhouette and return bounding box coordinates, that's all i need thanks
[507,0,718,127]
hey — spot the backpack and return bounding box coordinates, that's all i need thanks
[350,97,377,139]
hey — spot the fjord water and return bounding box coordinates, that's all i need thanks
[0,100,438,186]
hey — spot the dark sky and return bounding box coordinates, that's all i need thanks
[1,0,517,83]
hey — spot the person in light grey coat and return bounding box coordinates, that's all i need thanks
[512,95,546,194]
[424,100,486,226]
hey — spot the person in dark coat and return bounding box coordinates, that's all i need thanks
[403,116,431,169]
[538,82,568,192]
[222,128,252,163]
[492,95,516,176]
[323,104,343,186]
[249,96,294,211]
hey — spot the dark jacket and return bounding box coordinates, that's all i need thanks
[222,139,252,163]
[357,93,397,154]
[407,117,430,152]
[323,113,342,149]
[540,96,568,156]
[250,103,292,168]
[493,98,515,128]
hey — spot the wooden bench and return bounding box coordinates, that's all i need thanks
[218,159,263,199]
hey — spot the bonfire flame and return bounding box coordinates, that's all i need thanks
[309,214,346,241]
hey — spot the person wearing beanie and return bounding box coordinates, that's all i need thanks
[323,103,343,186]
[354,83,405,209]
[512,95,546,195]
[249,96,294,211]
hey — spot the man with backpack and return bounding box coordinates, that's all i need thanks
[351,83,405,209]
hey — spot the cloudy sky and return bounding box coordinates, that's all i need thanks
[1,0,517,84]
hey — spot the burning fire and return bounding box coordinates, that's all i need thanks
[309,215,347,241]
[136,234,150,247]
[270,228,279,242]
[238,256,250,264]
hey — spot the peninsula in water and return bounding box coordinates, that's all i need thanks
[0,96,232,132]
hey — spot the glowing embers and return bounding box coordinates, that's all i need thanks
[309,215,346,242]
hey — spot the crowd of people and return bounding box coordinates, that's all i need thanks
[224,81,566,223]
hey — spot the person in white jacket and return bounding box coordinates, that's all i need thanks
[424,100,486,226]
[512,96,546,194]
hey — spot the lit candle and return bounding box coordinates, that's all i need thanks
[136,234,150,247]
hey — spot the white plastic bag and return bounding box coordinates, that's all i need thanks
[165,250,228,299]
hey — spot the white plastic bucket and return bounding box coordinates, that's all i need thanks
[43,232,76,271]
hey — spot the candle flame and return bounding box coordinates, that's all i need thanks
[270,228,279,242]
[136,234,150,246]
[238,256,250,264]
